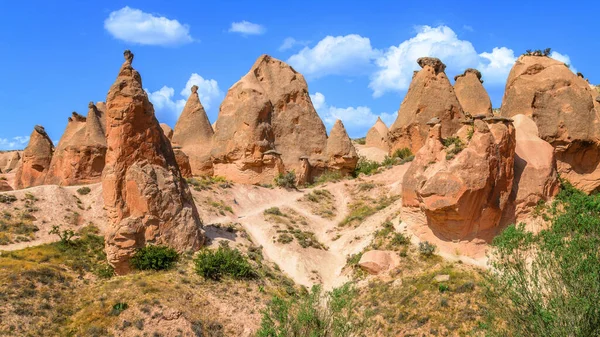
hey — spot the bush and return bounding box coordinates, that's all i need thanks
[274,171,296,189]
[264,207,284,216]
[484,182,600,336]
[256,283,364,337]
[353,137,366,145]
[315,170,343,185]
[354,158,380,176]
[392,148,412,160]
[418,241,436,257]
[442,136,464,160]
[130,245,179,271]
[109,302,129,316]
[76,187,91,195]
[0,194,17,204]
[194,245,255,280]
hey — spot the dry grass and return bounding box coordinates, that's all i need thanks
[299,189,337,219]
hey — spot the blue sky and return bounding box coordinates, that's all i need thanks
[0,0,597,150]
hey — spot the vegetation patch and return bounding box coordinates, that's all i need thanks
[76,187,91,195]
[339,195,399,227]
[274,171,296,189]
[314,170,344,185]
[187,176,232,191]
[442,136,465,160]
[194,244,256,281]
[0,208,39,245]
[300,189,336,219]
[130,245,179,271]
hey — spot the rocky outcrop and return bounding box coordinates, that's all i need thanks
[173,147,192,178]
[454,69,492,117]
[102,50,204,274]
[326,120,358,176]
[0,151,21,173]
[160,123,173,141]
[501,55,600,193]
[402,118,515,242]
[512,114,559,217]
[172,85,214,176]
[14,126,55,189]
[358,250,400,275]
[44,103,107,186]
[0,180,12,191]
[365,117,389,151]
[211,57,287,184]
[389,57,464,154]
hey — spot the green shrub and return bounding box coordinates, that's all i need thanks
[0,194,17,204]
[130,245,179,271]
[76,187,91,195]
[354,158,380,176]
[264,207,284,216]
[392,147,412,160]
[418,241,436,257]
[484,182,600,336]
[442,136,464,160]
[274,171,296,189]
[194,245,255,280]
[315,170,343,185]
[109,302,129,316]
[256,283,364,337]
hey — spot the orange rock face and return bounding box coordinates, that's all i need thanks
[388,57,464,154]
[365,117,389,151]
[501,55,600,193]
[512,114,559,218]
[102,50,204,274]
[0,151,21,173]
[0,180,12,192]
[211,56,286,184]
[44,103,107,186]
[453,69,492,117]
[326,120,358,176]
[402,119,515,242]
[160,123,174,141]
[14,126,55,189]
[172,85,214,176]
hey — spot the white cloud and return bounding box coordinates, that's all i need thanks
[180,74,224,112]
[550,51,577,74]
[310,92,396,136]
[478,47,517,84]
[104,7,193,46]
[370,25,482,97]
[287,34,380,78]
[146,74,223,121]
[228,21,266,35]
[0,135,30,150]
[279,37,309,51]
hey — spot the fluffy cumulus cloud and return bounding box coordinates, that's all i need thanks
[370,25,515,97]
[104,7,193,46]
[0,135,30,150]
[310,92,396,137]
[146,74,223,122]
[287,35,380,78]
[228,21,266,35]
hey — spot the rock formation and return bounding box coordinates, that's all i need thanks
[500,55,600,193]
[388,57,464,154]
[402,118,515,242]
[173,146,193,178]
[14,126,54,189]
[102,50,204,274]
[453,69,493,117]
[160,123,174,141]
[358,250,399,275]
[511,114,559,217]
[172,85,214,176]
[0,180,12,192]
[210,57,288,185]
[44,103,107,186]
[0,151,21,172]
[365,117,389,151]
[326,120,358,176]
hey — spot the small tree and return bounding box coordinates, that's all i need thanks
[274,171,297,189]
[49,225,76,245]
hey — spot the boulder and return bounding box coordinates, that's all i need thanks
[388,57,464,154]
[0,151,21,172]
[512,114,559,217]
[358,250,399,275]
[326,120,358,176]
[173,147,193,178]
[14,126,55,189]
[501,55,600,193]
[365,117,389,151]
[102,50,205,274]
[402,119,515,241]
[172,85,214,176]
[0,180,12,192]
[211,56,286,185]
[160,123,174,141]
[44,103,107,186]
[453,69,493,117]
